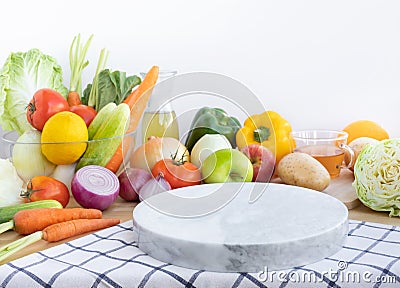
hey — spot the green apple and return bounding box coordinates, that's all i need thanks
[201,148,253,183]
[191,134,232,168]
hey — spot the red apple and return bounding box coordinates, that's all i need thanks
[240,144,275,182]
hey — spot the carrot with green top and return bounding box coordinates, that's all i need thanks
[0,218,120,263]
[0,208,102,236]
[105,66,159,173]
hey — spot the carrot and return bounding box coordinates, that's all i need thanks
[105,66,159,173]
[124,65,159,132]
[13,208,102,235]
[123,66,159,109]
[105,136,134,173]
[42,218,120,242]
[67,91,82,106]
[0,218,120,263]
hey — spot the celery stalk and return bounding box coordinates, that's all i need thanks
[0,220,14,235]
[0,231,43,263]
[69,34,93,96]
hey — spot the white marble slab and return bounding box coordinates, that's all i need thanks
[132,182,348,272]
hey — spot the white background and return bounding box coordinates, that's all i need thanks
[1,0,399,137]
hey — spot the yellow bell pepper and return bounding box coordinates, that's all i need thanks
[236,111,294,163]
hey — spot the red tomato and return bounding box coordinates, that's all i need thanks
[69,104,97,127]
[26,88,70,131]
[22,176,70,207]
[151,159,201,189]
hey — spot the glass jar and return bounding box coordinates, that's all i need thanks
[141,70,179,143]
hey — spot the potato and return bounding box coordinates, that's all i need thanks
[277,152,330,191]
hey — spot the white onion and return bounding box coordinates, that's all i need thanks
[130,137,189,172]
[12,130,56,182]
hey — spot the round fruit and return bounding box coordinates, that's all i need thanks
[201,148,253,183]
[343,120,389,144]
[41,111,88,165]
[240,144,275,182]
[26,88,70,131]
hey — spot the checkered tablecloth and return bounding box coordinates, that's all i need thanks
[0,220,399,288]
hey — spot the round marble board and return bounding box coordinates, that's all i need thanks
[132,182,348,273]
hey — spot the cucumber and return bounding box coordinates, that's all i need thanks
[0,200,63,224]
[76,103,130,170]
[87,102,117,140]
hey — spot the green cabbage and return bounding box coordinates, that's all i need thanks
[0,49,68,135]
[353,138,400,216]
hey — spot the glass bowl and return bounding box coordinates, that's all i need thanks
[0,130,136,192]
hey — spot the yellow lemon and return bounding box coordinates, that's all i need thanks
[41,111,88,165]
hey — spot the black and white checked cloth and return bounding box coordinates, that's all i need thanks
[0,220,399,288]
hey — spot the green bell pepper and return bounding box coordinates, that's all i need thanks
[185,107,241,152]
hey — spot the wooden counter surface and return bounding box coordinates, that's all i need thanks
[1,169,400,265]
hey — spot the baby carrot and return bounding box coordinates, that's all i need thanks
[42,218,120,242]
[13,208,102,235]
[67,91,82,106]
[105,66,159,173]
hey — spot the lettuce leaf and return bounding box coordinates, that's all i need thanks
[82,69,140,112]
[0,49,68,135]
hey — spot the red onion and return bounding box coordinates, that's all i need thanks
[118,168,152,201]
[139,173,171,201]
[72,165,119,210]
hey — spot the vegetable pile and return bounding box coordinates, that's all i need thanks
[0,34,300,208]
[122,107,293,201]
[0,34,157,211]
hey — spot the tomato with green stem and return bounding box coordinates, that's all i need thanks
[26,88,70,131]
[151,158,201,189]
[21,176,70,208]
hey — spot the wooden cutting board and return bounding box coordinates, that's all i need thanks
[273,169,360,210]
[324,169,360,209]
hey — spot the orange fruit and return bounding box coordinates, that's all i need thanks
[41,111,88,165]
[343,120,389,144]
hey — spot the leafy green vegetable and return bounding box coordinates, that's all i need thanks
[353,138,400,216]
[82,69,141,112]
[0,49,68,134]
